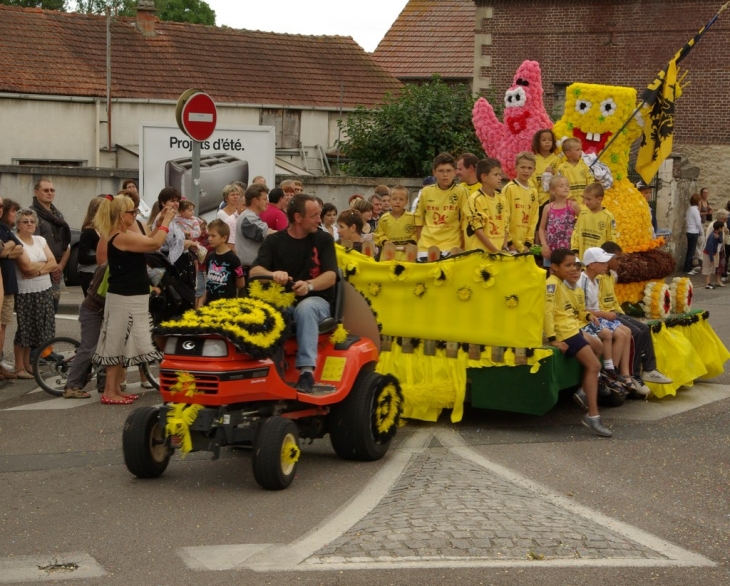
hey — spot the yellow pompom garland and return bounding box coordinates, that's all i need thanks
[165,371,203,455]
[157,297,290,359]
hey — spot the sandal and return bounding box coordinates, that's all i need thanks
[121,394,139,401]
[14,370,33,380]
[63,387,91,399]
[100,396,134,405]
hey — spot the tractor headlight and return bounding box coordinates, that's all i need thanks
[202,339,228,357]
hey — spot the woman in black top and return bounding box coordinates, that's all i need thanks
[77,196,105,296]
[92,194,174,405]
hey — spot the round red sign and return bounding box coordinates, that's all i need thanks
[179,91,217,142]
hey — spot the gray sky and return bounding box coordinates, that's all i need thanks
[204,0,409,52]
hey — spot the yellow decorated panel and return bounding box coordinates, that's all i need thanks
[337,247,545,348]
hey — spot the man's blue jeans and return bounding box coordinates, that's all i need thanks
[289,296,331,369]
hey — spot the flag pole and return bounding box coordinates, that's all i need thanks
[590,0,730,172]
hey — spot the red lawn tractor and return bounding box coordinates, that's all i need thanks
[122,275,402,490]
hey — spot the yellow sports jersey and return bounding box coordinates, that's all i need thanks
[544,275,592,342]
[373,211,416,246]
[465,189,509,252]
[570,208,616,259]
[532,152,562,205]
[414,184,470,252]
[565,280,587,313]
[596,274,623,313]
[502,180,539,252]
[460,181,482,195]
[556,159,594,206]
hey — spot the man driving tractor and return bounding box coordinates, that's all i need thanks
[249,193,337,393]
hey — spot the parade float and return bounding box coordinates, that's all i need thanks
[335,66,728,423]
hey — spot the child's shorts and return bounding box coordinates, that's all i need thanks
[702,252,719,275]
[582,322,603,337]
[563,332,589,358]
[597,317,622,331]
[195,270,206,298]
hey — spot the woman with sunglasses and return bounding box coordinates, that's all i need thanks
[92,194,174,405]
[13,208,57,379]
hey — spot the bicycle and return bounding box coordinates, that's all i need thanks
[32,336,160,397]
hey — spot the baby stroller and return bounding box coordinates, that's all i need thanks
[146,252,196,325]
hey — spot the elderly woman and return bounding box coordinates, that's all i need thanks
[13,208,57,379]
[93,194,174,405]
[216,183,241,221]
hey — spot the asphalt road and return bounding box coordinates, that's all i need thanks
[1,281,729,585]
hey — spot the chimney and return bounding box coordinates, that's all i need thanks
[136,0,156,37]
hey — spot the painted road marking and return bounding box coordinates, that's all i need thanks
[0,552,105,583]
[3,383,151,411]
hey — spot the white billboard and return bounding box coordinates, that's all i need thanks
[139,123,276,216]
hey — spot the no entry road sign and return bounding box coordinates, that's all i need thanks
[176,89,217,142]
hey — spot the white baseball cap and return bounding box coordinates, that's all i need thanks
[582,247,614,265]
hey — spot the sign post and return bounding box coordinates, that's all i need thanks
[175,89,217,211]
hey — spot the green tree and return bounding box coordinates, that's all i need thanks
[337,76,490,178]
[0,0,66,9]
[73,0,215,25]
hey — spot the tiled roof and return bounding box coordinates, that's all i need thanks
[373,0,475,81]
[0,5,401,108]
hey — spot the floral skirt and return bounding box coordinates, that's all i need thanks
[14,289,55,347]
[93,293,162,367]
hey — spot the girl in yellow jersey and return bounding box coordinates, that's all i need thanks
[531,129,562,207]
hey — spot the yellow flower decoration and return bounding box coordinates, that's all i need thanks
[281,440,301,467]
[430,264,452,286]
[413,282,427,298]
[670,277,693,314]
[642,281,670,319]
[368,282,382,296]
[457,286,472,302]
[505,294,519,308]
[473,263,499,289]
[372,375,403,441]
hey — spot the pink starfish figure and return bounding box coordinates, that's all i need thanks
[472,60,553,179]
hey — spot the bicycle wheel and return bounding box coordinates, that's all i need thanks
[140,360,160,390]
[32,337,81,397]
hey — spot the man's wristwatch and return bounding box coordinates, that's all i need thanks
[307,281,314,292]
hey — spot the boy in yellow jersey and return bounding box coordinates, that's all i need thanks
[414,152,470,259]
[456,153,482,195]
[556,137,593,207]
[373,185,416,261]
[465,158,509,252]
[545,249,611,437]
[601,242,672,392]
[570,183,615,259]
[503,152,539,253]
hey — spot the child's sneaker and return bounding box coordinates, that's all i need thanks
[572,388,588,411]
[582,414,613,437]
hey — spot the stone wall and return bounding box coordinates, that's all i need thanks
[656,155,700,266]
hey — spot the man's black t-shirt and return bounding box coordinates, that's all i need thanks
[253,229,337,305]
[204,250,244,304]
